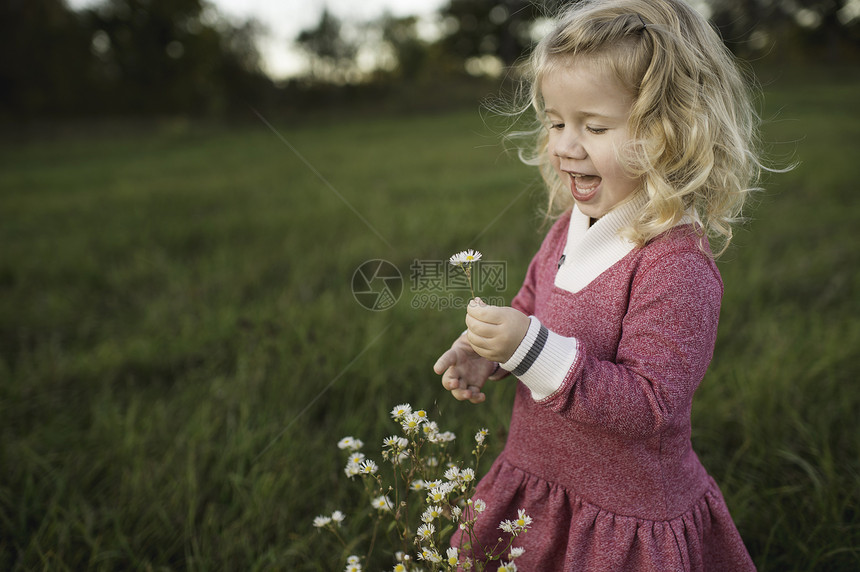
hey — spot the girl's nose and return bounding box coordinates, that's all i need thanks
[553,132,587,161]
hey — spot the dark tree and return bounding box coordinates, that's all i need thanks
[0,0,93,115]
[0,0,270,116]
[379,14,428,80]
[86,0,269,113]
[437,0,555,66]
[295,9,359,83]
[709,0,860,60]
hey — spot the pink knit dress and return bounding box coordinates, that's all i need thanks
[453,198,755,571]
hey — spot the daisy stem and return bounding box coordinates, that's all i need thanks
[464,265,476,300]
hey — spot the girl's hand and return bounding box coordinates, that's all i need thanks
[434,334,502,403]
[465,298,530,364]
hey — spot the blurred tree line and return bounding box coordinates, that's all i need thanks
[2,0,858,118]
[1,0,270,117]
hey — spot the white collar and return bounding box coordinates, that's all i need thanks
[554,193,647,293]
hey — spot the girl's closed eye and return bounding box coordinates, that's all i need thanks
[586,126,608,134]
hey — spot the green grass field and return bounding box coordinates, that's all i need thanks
[1,66,859,570]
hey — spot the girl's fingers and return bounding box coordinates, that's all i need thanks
[464,315,482,337]
[466,330,493,353]
[466,302,503,323]
[465,301,487,320]
[466,316,499,340]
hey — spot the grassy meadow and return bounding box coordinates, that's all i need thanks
[1,66,859,570]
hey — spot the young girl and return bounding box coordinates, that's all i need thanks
[433,0,761,569]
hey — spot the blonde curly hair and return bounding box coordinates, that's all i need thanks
[512,0,763,256]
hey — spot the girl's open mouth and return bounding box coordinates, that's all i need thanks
[570,173,601,202]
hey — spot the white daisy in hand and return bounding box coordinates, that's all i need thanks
[449,249,482,266]
[448,249,483,299]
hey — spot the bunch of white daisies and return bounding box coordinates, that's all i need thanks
[313,403,531,571]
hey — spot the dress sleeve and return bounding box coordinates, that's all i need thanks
[508,249,722,439]
[509,213,570,317]
[510,257,538,317]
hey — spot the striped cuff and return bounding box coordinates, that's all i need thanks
[500,317,579,401]
[499,317,543,375]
